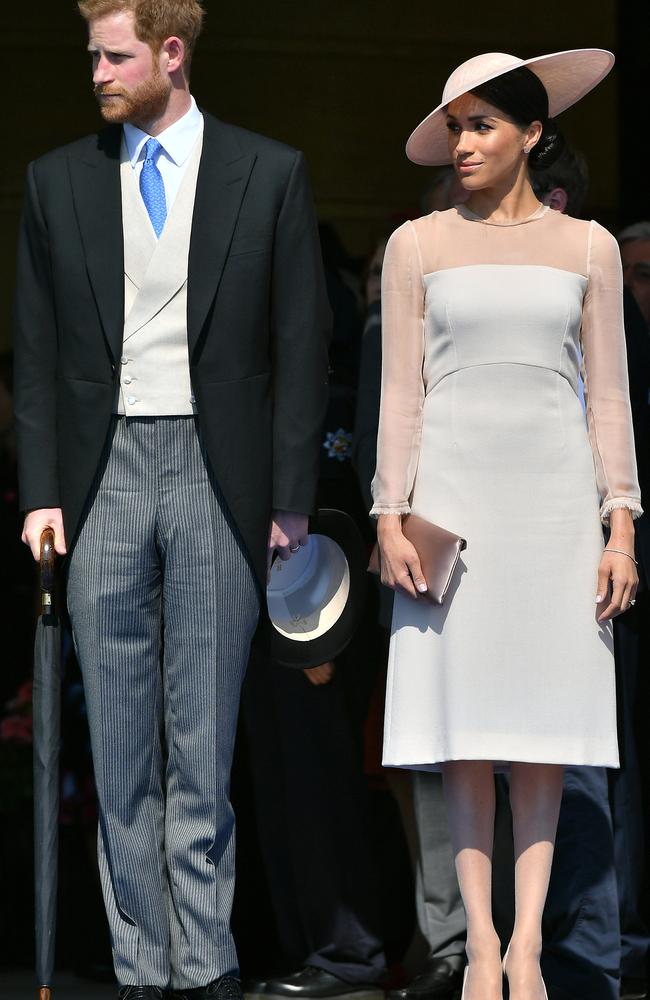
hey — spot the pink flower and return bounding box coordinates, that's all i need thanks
[0,714,33,745]
[5,680,33,713]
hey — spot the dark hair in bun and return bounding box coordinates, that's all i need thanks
[470,65,565,170]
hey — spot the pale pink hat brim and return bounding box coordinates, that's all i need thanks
[406,48,615,166]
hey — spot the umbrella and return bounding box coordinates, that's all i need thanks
[32,527,61,1000]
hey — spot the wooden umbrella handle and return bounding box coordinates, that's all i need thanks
[40,527,56,612]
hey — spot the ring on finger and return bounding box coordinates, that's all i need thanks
[289,544,300,553]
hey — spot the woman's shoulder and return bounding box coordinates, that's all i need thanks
[401,208,462,247]
[543,210,620,265]
[553,212,620,263]
[544,208,616,245]
[385,210,459,272]
[543,208,591,236]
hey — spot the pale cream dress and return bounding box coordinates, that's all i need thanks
[370,204,642,769]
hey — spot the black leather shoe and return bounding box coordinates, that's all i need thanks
[264,967,384,1000]
[386,957,465,1000]
[620,978,648,1000]
[173,974,244,1000]
[243,976,272,1000]
[118,988,164,999]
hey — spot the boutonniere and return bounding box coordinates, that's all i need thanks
[323,427,352,462]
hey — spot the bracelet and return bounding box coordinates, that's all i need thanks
[605,547,638,565]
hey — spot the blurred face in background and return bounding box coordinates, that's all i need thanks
[365,238,388,306]
[620,239,650,327]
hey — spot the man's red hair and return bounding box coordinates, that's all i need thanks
[78,0,205,70]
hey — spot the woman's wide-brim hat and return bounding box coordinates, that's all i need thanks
[406,48,614,166]
[263,508,367,669]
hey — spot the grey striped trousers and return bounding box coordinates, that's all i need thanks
[66,417,260,989]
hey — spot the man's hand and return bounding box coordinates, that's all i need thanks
[22,508,67,561]
[267,510,309,577]
[303,661,336,686]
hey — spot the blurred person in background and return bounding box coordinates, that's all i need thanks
[240,223,387,1000]
[529,143,589,217]
[526,143,650,1000]
[619,223,650,328]
[488,138,650,1000]
[354,186,468,1000]
[418,166,470,216]
[0,353,35,709]
[613,225,650,1000]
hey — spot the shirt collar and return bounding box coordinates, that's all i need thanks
[123,95,203,168]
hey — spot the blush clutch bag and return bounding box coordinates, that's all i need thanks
[368,514,467,605]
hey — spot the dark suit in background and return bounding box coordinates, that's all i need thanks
[241,255,386,991]
[609,287,650,991]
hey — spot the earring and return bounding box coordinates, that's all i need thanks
[523,147,530,155]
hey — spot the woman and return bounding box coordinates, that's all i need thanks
[371,50,642,1000]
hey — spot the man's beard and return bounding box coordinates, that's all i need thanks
[94,62,171,127]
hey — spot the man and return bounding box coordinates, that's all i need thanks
[614,227,650,1000]
[618,222,650,328]
[241,235,386,1000]
[14,2,330,998]
[532,149,650,1000]
[354,211,466,1000]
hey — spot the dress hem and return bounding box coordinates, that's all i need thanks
[383,753,620,772]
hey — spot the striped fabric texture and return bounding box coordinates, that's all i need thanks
[66,416,260,989]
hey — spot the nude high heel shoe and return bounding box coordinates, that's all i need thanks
[502,947,548,1000]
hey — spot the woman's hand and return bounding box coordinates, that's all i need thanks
[377,514,428,599]
[596,549,638,622]
[596,508,639,622]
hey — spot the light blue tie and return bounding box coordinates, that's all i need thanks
[139,137,167,238]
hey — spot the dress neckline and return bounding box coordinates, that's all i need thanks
[455,202,550,227]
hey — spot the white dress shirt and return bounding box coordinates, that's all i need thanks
[123,95,204,212]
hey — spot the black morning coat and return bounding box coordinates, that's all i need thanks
[13,112,332,590]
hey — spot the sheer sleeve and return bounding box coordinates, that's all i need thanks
[370,221,425,517]
[581,221,643,522]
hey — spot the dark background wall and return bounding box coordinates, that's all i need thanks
[2,0,646,352]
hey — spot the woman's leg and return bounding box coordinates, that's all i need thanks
[505,762,564,1000]
[442,761,502,1000]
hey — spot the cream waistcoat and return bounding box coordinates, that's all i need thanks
[115,133,203,415]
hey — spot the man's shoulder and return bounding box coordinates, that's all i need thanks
[30,126,122,174]
[202,112,300,169]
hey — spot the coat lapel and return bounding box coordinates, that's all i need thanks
[69,126,124,363]
[187,114,256,357]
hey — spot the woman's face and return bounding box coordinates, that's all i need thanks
[446,92,540,191]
